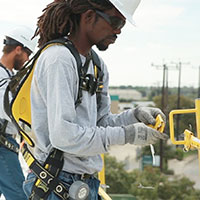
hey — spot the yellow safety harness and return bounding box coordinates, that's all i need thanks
[3,38,104,200]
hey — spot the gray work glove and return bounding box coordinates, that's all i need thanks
[123,123,168,146]
[133,106,166,126]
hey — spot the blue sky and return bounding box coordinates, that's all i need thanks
[0,0,200,87]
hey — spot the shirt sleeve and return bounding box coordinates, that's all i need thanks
[97,59,138,127]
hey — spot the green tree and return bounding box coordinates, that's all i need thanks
[105,155,200,200]
[105,155,134,193]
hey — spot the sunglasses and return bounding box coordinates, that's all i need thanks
[95,10,126,30]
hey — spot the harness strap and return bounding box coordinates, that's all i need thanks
[75,54,92,107]
[0,63,12,88]
[0,134,19,153]
[21,143,69,200]
[0,121,19,155]
[0,63,12,77]
[75,50,104,108]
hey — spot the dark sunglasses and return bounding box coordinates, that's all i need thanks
[95,10,126,30]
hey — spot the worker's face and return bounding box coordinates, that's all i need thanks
[92,8,126,51]
[13,47,30,70]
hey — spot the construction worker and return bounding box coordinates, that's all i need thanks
[0,26,36,200]
[23,0,168,199]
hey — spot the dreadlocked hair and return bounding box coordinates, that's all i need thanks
[33,0,113,47]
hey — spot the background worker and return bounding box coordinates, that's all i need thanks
[0,26,36,200]
[23,0,168,199]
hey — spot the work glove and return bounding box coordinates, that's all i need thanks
[133,106,166,126]
[123,122,168,146]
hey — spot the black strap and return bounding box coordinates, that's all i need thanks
[0,63,12,77]
[91,50,104,109]
[0,63,12,88]
[0,134,19,153]
[0,120,18,154]
[0,119,8,133]
[21,144,69,200]
[75,54,92,107]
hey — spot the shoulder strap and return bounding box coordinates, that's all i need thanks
[0,63,12,77]
[0,63,13,88]
[91,49,104,108]
[91,49,101,70]
[0,120,8,133]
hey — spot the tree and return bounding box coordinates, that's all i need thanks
[105,155,200,199]
[105,155,134,194]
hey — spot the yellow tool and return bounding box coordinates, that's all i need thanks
[148,114,165,133]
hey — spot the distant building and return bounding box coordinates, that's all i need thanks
[109,89,142,101]
[110,95,119,114]
[132,101,155,107]
[110,90,155,113]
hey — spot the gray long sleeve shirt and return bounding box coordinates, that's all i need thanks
[31,44,138,174]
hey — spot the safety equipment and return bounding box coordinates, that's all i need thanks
[109,0,141,25]
[133,106,166,126]
[123,122,168,146]
[5,26,37,52]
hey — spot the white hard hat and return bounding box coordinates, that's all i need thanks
[5,26,37,53]
[109,0,141,25]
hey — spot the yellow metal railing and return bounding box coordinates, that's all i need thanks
[169,99,200,175]
[98,154,112,200]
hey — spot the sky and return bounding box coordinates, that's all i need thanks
[0,0,200,88]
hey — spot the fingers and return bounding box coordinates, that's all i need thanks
[151,129,169,140]
[146,115,156,125]
[152,108,166,123]
[147,125,168,141]
[139,112,156,125]
[135,106,166,125]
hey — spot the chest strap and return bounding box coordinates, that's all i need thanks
[75,50,104,108]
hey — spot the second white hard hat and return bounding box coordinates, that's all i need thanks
[109,0,141,25]
[5,25,37,53]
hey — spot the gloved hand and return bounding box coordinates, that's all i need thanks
[123,122,168,146]
[133,106,166,126]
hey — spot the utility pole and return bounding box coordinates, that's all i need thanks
[151,62,168,171]
[171,61,190,140]
[176,62,182,141]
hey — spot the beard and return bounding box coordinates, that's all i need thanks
[13,54,24,70]
[96,35,117,51]
[96,40,109,51]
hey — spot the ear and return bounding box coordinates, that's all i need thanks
[15,46,23,55]
[82,10,96,25]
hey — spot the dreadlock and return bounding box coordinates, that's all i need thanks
[33,0,113,47]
